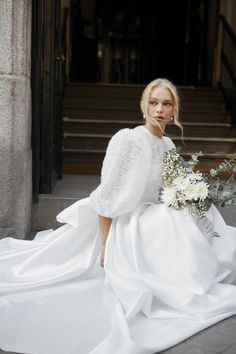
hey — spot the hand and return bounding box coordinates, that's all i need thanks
[100,244,106,267]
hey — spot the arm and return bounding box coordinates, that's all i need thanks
[89,130,151,265]
[90,129,151,218]
[98,215,112,267]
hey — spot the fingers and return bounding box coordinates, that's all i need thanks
[100,244,105,267]
[100,253,104,267]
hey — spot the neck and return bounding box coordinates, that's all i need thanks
[145,122,164,139]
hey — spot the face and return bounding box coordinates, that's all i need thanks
[146,86,174,133]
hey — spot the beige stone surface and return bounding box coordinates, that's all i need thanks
[0,0,31,76]
[0,0,13,75]
[0,154,12,227]
[0,76,31,151]
[0,0,32,239]
[0,150,32,239]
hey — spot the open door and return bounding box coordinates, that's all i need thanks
[69,0,218,86]
[32,0,66,200]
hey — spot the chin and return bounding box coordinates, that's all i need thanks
[153,122,166,130]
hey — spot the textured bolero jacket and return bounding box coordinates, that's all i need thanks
[89,127,174,218]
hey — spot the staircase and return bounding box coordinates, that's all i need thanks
[62,83,236,175]
[32,83,236,232]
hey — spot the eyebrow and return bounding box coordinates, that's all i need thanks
[149,97,173,102]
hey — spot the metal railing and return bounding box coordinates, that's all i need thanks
[219,15,236,125]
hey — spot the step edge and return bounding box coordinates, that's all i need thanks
[62,117,232,128]
[62,148,236,158]
[63,132,236,142]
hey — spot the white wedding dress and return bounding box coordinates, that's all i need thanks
[0,125,236,354]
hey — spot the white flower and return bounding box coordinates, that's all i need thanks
[183,183,199,201]
[161,187,177,205]
[188,172,203,181]
[195,182,209,200]
[173,176,189,190]
[176,191,187,203]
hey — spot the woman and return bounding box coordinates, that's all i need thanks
[0,78,235,354]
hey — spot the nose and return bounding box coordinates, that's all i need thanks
[155,104,163,113]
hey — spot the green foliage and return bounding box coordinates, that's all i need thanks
[161,149,236,209]
[204,156,236,207]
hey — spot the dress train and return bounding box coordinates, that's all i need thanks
[0,198,235,354]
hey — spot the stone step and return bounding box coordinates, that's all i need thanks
[62,118,236,137]
[62,133,236,154]
[65,83,224,100]
[62,85,235,175]
[33,175,236,231]
[62,147,236,174]
[63,110,231,123]
[176,137,236,154]
[63,97,226,112]
[32,175,100,231]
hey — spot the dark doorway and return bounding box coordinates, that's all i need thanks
[69,0,218,85]
[31,0,67,199]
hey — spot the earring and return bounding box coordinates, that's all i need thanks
[171,116,174,121]
[143,114,146,120]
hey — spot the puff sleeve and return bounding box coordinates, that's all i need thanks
[164,136,176,151]
[89,128,152,218]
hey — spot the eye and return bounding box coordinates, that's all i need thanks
[164,102,172,107]
[149,101,157,106]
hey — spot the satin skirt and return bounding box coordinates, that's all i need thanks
[0,198,235,354]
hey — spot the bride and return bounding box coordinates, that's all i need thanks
[0,78,235,354]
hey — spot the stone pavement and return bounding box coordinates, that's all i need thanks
[33,175,236,231]
[0,315,236,354]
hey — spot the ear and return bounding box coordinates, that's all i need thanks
[140,100,144,113]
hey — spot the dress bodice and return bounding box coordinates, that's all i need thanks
[89,125,175,218]
[135,126,175,204]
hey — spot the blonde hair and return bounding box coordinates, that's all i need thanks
[140,78,183,137]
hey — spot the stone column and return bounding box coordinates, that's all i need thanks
[0,0,32,239]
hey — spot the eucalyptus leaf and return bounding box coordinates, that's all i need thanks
[210,169,218,177]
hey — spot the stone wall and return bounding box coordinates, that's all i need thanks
[0,0,32,239]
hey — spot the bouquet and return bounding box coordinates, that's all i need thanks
[159,148,236,236]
